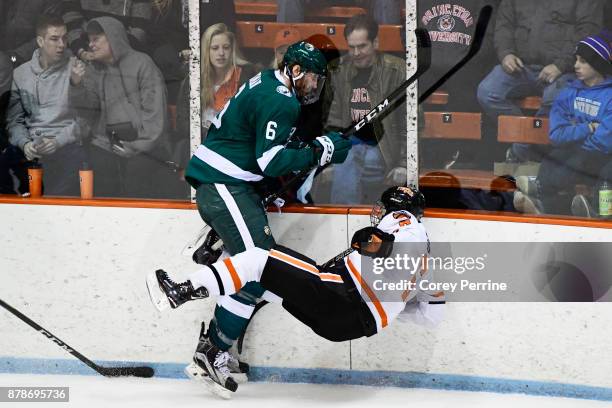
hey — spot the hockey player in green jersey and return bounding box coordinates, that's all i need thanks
[182,41,352,395]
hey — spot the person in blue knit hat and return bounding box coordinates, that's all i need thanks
[514,34,612,217]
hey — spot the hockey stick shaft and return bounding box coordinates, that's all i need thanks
[418,5,492,104]
[262,28,432,207]
[0,298,154,378]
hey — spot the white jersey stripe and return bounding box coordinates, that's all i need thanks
[214,184,255,250]
[195,145,264,182]
[257,145,285,172]
[218,296,255,319]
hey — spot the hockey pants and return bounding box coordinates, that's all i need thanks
[195,183,275,350]
[188,245,377,342]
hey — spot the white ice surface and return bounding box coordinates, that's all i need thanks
[1,374,610,408]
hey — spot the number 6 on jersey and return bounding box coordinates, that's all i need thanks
[265,121,277,140]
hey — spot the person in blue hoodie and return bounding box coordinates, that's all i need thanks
[514,34,611,216]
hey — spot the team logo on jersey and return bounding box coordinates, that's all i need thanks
[304,42,315,51]
[437,14,455,32]
[276,85,292,97]
[264,226,272,235]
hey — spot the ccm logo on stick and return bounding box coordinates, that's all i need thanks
[354,98,390,131]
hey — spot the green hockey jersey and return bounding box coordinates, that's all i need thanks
[186,69,318,187]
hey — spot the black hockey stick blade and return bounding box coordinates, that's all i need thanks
[262,28,432,207]
[418,5,492,103]
[0,298,155,378]
[97,366,155,378]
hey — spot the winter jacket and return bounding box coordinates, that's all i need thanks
[549,77,612,154]
[325,52,407,169]
[7,49,84,150]
[69,17,167,156]
[494,0,603,73]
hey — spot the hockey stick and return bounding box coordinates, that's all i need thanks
[236,300,268,354]
[0,298,155,378]
[261,27,433,207]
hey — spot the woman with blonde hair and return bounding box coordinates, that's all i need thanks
[201,23,256,133]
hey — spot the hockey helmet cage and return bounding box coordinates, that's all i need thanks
[371,186,426,225]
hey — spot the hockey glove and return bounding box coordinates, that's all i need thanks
[313,132,352,166]
[350,226,395,258]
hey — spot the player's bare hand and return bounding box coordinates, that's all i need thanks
[70,56,86,86]
[501,54,524,74]
[538,64,561,84]
[36,137,58,155]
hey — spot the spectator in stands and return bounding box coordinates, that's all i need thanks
[149,0,190,105]
[477,0,604,165]
[64,1,189,106]
[74,0,157,56]
[418,0,499,169]
[325,14,407,204]
[200,23,256,137]
[270,28,303,68]
[6,15,87,196]
[200,0,236,34]
[0,2,83,195]
[69,17,169,198]
[0,1,84,68]
[513,34,611,216]
[0,52,26,195]
[276,0,403,25]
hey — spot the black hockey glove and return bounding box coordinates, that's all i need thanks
[350,226,394,258]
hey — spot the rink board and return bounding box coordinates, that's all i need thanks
[1,204,612,400]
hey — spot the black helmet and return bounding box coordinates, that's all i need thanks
[371,186,426,225]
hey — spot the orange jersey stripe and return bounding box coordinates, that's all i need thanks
[269,250,320,274]
[319,273,344,282]
[223,258,243,292]
[270,250,343,283]
[346,258,388,328]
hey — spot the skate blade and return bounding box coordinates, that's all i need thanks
[184,363,232,399]
[231,373,248,384]
[184,361,248,384]
[145,273,170,312]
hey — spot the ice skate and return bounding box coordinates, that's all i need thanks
[185,350,249,385]
[192,229,223,265]
[184,337,238,398]
[146,269,208,312]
